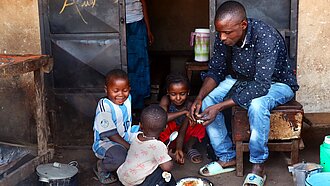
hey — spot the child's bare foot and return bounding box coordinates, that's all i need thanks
[93,160,118,184]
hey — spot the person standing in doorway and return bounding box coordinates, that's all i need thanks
[126,0,154,118]
[189,1,299,185]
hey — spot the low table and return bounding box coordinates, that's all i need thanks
[185,61,208,81]
[0,54,54,185]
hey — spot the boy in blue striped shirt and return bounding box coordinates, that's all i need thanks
[92,69,139,184]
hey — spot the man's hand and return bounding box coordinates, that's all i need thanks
[175,149,184,164]
[196,99,236,127]
[196,104,220,127]
[190,99,202,121]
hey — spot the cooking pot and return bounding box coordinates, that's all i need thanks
[36,161,78,186]
[288,162,323,186]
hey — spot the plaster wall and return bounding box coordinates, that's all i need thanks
[0,0,41,54]
[296,0,330,113]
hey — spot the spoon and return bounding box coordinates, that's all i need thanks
[166,131,178,148]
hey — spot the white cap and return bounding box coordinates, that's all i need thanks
[195,28,210,34]
[324,135,330,144]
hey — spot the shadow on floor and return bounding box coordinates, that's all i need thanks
[18,124,329,186]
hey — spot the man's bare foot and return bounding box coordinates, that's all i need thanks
[218,159,236,168]
[243,163,265,186]
[201,159,236,175]
[251,163,265,177]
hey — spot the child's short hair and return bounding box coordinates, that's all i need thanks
[105,69,129,86]
[140,104,167,134]
[165,73,190,90]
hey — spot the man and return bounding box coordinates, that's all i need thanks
[190,1,299,185]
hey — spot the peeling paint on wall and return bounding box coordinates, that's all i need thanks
[296,0,330,113]
[0,0,41,54]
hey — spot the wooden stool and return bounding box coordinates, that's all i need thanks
[185,61,208,82]
[231,100,304,176]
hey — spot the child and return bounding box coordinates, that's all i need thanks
[159,73,206,164]
[117,105,176,186]
[92,69,139,184]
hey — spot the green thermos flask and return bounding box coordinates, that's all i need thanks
[320,135,330,172]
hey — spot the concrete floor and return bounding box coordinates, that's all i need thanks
[18,124,329,186]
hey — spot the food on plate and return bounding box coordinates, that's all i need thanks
[177,178,204,186]
[182,180,199,186]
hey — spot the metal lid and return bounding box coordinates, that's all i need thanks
[36,162,78,180]
[292,162,323,172]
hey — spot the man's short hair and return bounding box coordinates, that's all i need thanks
[215,1,246,22]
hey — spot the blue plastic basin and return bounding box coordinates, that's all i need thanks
[305,172,330,186]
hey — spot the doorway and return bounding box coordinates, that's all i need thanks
[39,0,127,145]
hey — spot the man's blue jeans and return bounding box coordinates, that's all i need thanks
[201,75,294,164]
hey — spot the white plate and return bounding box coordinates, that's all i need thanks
[176,177,213,186]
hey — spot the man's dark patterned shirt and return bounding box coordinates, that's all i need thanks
[204,18,299,108]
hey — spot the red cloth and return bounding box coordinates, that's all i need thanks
[159,121,206,147]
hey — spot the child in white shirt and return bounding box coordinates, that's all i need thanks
[117,105,176,185]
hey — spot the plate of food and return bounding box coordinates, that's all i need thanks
[176,177,213,186]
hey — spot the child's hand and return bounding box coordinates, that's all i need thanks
[175,149,185,164]
[185,111,194,121]
[188,119,197,127]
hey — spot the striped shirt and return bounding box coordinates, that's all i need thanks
[126,0,143,23]
[92,95,139,158]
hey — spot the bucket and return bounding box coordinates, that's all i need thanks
[320,135,330,172]
[190,28,210,62]
[305,172,330,186]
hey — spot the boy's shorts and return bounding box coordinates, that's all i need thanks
[159,121,206,145]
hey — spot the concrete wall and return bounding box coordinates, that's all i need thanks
[0,0,41,54]
[296,0,330,113]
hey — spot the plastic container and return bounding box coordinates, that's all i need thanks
[288,162,323,186]
[320,135,330,172]
[190,28,210,62]
[305,172,330,186]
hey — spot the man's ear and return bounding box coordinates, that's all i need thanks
[104,86,107,94]
[241,19,248,30]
